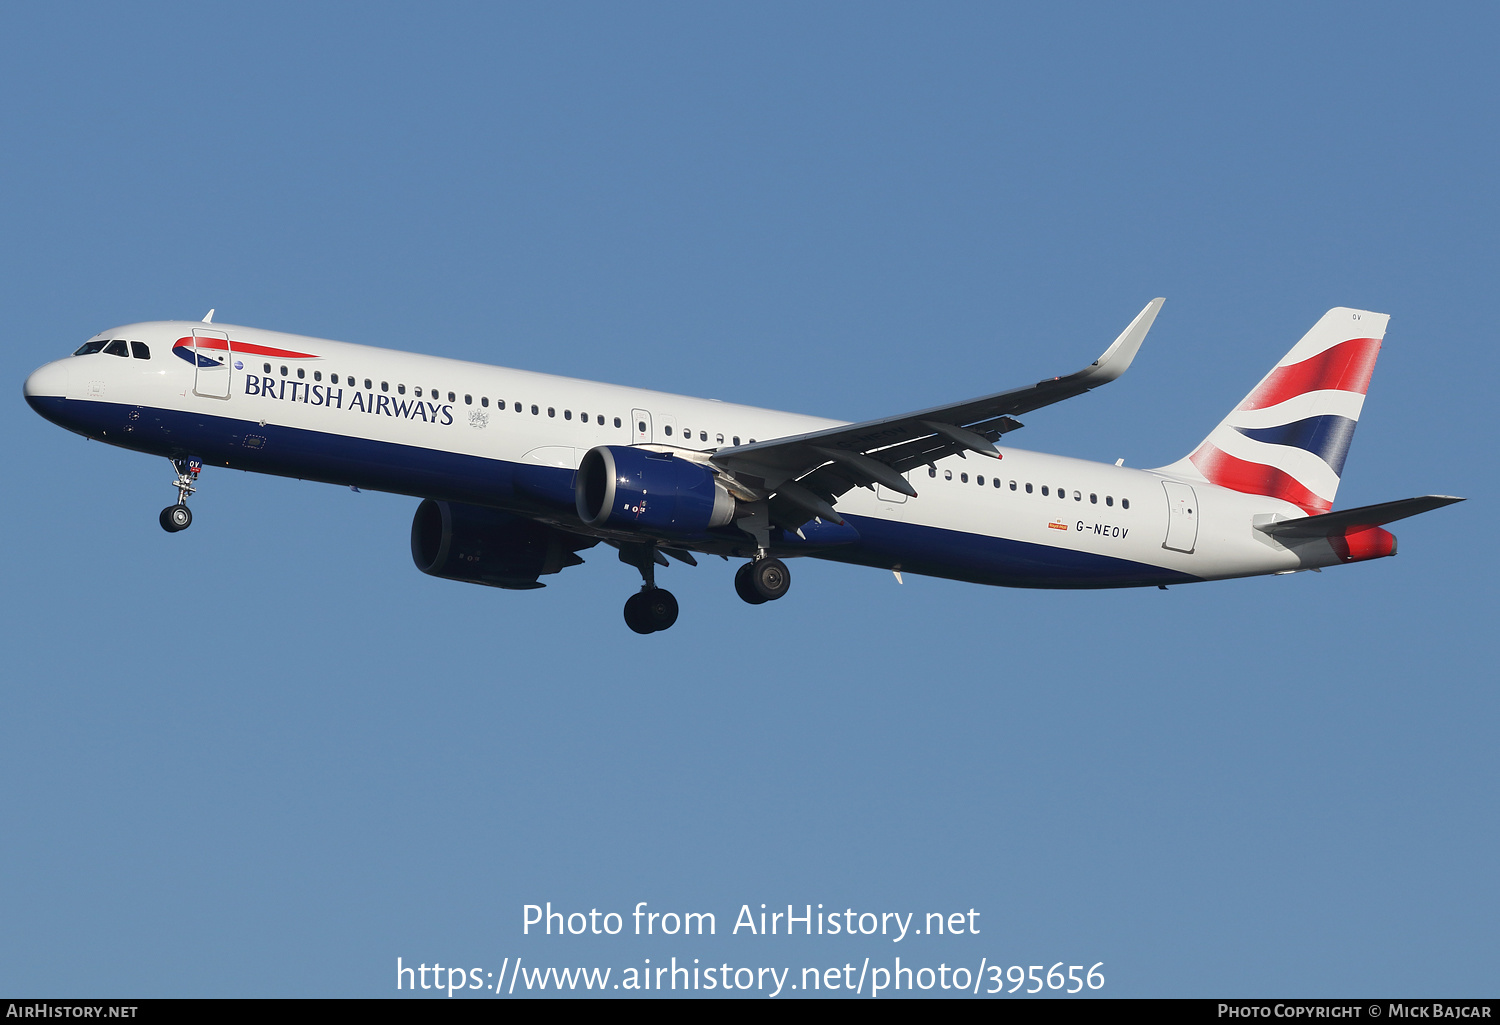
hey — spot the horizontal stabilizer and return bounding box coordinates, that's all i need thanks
[1257,495,1464,539]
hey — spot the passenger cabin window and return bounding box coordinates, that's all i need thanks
[1090,493,1098,504]
[364,379,373,390]
[1026,483,1033,493]
[664,425,673,436]
[733,436,740,446]
[960,473,968,483]
[298,368,306,379]
[73,340,108,356]
[928,466,937,478]
[547,407,555,417]
[1041,485,1049,496]
[944,469,953,481]
[564,409,572,420]
[1106,496,1113,507]
[465,394,473,405]
[448,391,456,402]
[1122,498,1130,510]
[104,340,129,357]
[130,342,150,359]
[314,371,322,381]
[398,384,406,394]
[481,397,489,407]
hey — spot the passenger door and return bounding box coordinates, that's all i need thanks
[631,408,652,444]
[192,328,232,399]
[1161,480,1199,553]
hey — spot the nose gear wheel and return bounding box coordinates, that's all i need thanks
[160,457,201,532]
[159,505,192,532]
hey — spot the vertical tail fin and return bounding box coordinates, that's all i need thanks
[1157,308,1388,513]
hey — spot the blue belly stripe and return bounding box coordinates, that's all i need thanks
[27,395,1199,590]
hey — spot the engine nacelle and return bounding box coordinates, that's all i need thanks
[575,445,736,536]
[411,499,592,589]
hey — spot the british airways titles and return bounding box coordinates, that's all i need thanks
[242,373,455,426]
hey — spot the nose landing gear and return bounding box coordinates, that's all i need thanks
[160,457,200,533]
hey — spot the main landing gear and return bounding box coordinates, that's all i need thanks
[615,544,792,633]
[734,556,791,605]
[618,543,680,635]
[159,457,200,533]
[624,589,679,635]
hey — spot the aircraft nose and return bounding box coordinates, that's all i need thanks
[24,360,70,410]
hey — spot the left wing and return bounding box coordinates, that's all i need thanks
[709,299,1165,527]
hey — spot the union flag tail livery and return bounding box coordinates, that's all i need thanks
[23,300,1461,633]
[1160,308,1385,514]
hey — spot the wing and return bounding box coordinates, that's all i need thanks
[709,299,1165,527]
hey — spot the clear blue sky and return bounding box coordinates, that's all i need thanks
[1,2,1494,998]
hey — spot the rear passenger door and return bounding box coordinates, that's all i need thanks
[1161,481,1199,553]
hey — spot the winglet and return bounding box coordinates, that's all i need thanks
[1075,298,1164,387]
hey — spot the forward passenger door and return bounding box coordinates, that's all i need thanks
[192,329,232,399]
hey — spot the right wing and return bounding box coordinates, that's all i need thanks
[709,299,1165,526]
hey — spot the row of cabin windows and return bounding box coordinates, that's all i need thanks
[69,343,763,449]
[660,423,756,446]
[927,465,1130,509]
[265,364,620,423]
[264,363,757,442]
[74,339,150,359]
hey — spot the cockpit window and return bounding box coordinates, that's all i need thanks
[104,340,129,357]
[130,341,150,360]
[73,340,108,356]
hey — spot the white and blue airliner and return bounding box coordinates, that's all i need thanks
[23,301,1460,632]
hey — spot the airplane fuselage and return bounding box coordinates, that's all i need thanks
[24,320,1342,594]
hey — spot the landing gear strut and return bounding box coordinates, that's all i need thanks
[735,556,791,604]
[160,457,200,533]
[618,542,679,634]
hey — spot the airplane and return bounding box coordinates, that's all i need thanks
[22,301,1462,633]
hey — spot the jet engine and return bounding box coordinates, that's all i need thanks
[410,499,595,589]
[575,445,736,537]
